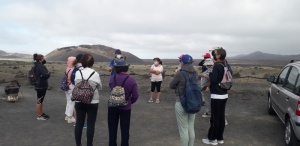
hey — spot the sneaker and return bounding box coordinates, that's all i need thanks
[41,113,50,119]
[217,140,224,144]
[148,99,153,103]
[225,119,228,125]
[202,138,218,145]
[202,113,211,118]
[83,124,87,128]
[74,122,76,127]
[37,115,49,120]
[155,99,160,103]
[67,117,76,123]
[65,116,68,121]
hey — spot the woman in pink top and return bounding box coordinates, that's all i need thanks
[148,57,163,103]
[65,56,76,123]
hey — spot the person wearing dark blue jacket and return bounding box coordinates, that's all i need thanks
[33,53,51,120]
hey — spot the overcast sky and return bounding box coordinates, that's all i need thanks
[0,0,299,59]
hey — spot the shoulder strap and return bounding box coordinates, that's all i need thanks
[121,76,130,87]
[66,69,71,75]
[79,70,84,80]
[87,71,95,81]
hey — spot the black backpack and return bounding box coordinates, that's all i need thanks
[179,70,202,114]
[28,65,36,85]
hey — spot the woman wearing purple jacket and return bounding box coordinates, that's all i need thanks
[108,59,139,146]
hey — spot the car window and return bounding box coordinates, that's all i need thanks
[285,67,299,90]
[277,67,290,85]
[295,73,300,96]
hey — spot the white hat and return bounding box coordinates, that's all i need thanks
[204,58,214,66]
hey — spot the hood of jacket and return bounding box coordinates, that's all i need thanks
[67,57,76,68]
[180,63,196,74]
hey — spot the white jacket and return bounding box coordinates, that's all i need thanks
[74,67,102,104]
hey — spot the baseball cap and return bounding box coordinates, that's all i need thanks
[203,53,211,58]
[181,54,193,63]
[115,49,122,54]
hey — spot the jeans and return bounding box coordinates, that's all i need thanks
[207,98,228,141]
[175,102,195,146]
[75,102,98,146]
[108,107,131,146]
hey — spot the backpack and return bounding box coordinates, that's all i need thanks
[28,65,36,85]
[219,63,233,90]
[108,75,129,107]
[179,70,202,114]
[71,66,82,85]
[60,69,72,91]
[71,70,96,104]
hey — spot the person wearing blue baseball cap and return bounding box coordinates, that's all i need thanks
[169,54,198,146]
[109,49,124,76]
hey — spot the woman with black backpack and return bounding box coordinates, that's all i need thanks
[33,53,51,120]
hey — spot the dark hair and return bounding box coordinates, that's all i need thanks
[72,59,79,66]
[153,57,162,65]
[81,54,94,68]
[115,66,129,73]
[215,48,226,60]
[33,53,44,61]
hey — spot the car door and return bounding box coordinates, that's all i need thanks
[281,67,299,116]
[271,66,290,119]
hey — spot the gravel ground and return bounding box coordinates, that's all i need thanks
[0,83,285,146]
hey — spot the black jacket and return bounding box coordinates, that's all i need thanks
[34,62,50,89]
[209,63,228,95]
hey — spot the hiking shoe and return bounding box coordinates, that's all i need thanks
[148,99,153,103]
[155,99,160,103]
[67,117,76,123]
[41,113,50,119]
[37,115,49,120]
[218,140,224,144]
[202,138,218,145]
[202,113,211,118]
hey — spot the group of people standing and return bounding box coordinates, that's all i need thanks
[170,47,231,146]
[31,47,230,146]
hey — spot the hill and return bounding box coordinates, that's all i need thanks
[229,51,300,61]
[0,50,32,59]
[45,45,144,63]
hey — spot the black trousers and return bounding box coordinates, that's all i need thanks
[207,98,227,141]
[75,102,98,146]
[108,107,131,146]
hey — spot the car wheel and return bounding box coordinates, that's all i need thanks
[285,119,300,146]
[267,95,275,115]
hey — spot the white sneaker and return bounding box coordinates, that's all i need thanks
[67,117,76,123]
[218,140,224,144]
[202,113,211,118]
[65,116,68,121]
[202,138,218,145]
[225,119,228,125]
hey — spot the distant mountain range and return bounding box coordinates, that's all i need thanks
[229,51,300,61]
[45,44,144,63]
[0,50,32,59]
